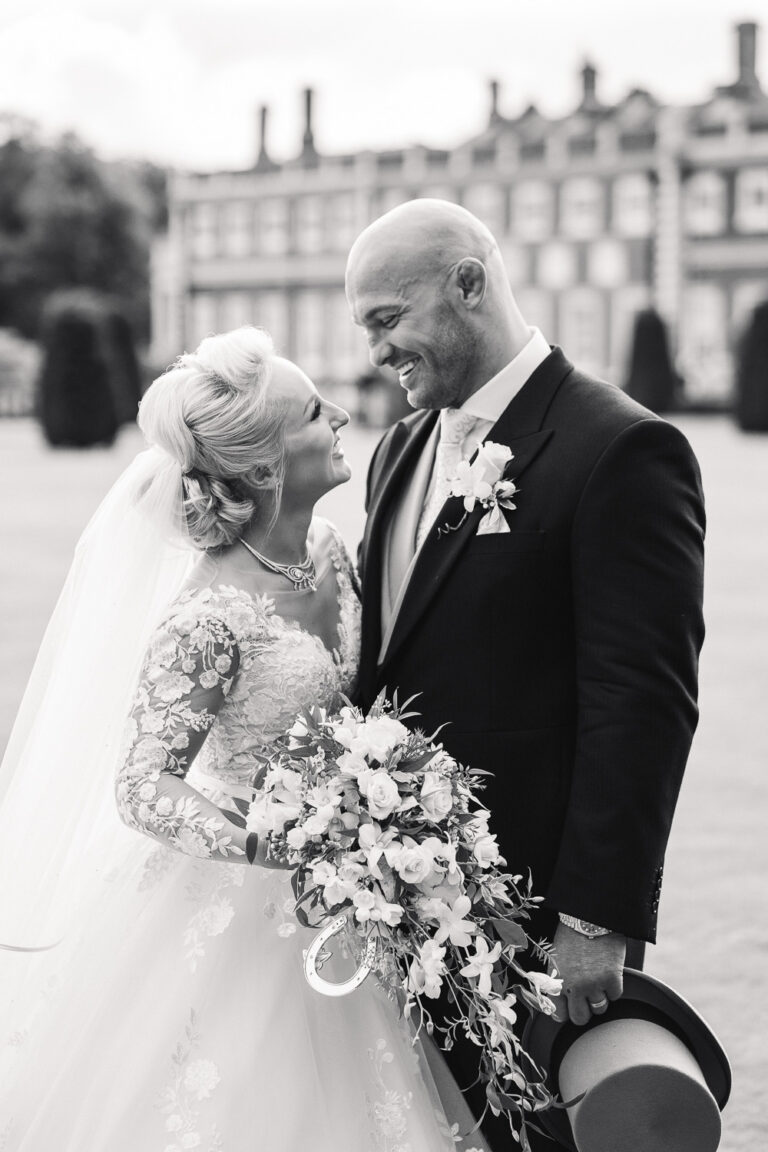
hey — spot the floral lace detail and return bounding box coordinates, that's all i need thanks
[366,1038,414,1152]
[116,607,244,860]
[183,864,245,973]
[157,1009,224,1151]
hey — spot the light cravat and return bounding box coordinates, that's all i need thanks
[415,408,477,550]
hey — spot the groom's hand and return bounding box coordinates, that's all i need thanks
[551,922,626,1026]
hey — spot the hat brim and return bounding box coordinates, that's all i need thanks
[521,968,731,1150]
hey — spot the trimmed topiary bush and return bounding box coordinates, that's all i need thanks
[624,308,681,414]
[37,295,118,447]
[735,300,768,432]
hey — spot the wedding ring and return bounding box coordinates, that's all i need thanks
[588,997,609,1010]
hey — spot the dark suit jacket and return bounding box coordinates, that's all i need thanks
[357,347,705,945]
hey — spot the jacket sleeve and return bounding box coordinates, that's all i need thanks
[545,417,705,942]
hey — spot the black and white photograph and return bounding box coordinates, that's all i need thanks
[0,1,765,1148]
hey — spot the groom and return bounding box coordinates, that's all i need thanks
[346,199,705,1149]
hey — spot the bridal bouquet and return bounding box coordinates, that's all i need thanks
[246,694,561,1143]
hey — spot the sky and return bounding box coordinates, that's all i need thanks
[0,0,764,171]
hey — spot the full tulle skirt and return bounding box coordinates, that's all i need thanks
[0,829,459,1152]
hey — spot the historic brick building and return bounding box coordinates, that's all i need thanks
[151,21,768,402]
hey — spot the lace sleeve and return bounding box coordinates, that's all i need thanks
[115,608,251,863]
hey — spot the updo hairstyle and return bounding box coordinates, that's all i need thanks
[138,326,285,550]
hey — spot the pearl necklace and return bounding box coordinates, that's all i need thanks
[237,537,317,592]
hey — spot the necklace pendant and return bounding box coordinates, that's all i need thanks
[287,567,317,593]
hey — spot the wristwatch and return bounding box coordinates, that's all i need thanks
[558,913,612,938]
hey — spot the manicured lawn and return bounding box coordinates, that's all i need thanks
[0,414,765,1148]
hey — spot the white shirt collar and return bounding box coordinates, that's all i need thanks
[460,327,551,425]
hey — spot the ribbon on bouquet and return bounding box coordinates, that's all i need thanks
[303,914,377,997]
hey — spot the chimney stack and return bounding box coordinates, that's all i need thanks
[489,79,501,124]
[301,87,318,165]
[580,61,599,111]
[255,104,277,171]
[737,22,758,90]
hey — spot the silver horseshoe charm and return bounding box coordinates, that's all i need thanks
[303,914,376,996]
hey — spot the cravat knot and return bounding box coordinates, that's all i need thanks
[439,407,476,447]
[415,408,477,549]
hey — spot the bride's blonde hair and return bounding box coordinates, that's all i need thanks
[139,326,286,549]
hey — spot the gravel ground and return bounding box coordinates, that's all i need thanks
[0,413,766,1149]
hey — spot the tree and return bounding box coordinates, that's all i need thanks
[37,295,118,447]
[735,300,768,432]
[0,125,167,342]
[624,309,681,414]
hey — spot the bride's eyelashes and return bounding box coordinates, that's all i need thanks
[309,399,322,421]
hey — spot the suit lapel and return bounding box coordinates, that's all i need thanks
[378,348,573,679]
[359,410,437,698]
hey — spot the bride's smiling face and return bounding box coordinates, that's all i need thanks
[269,357,351,507]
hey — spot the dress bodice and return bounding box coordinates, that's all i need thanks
[186,529,360,793]
[115,518,361,859]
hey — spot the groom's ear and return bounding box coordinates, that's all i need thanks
[454,258,487,310]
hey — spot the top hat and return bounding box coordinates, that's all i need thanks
[522,968,731,1152]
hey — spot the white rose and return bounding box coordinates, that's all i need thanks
[352,715,409,763]
[474,440,512,485]
[419,772,454,822]
[138,782,157,802]
[364,771,401,820]
[392,843,434,885]
[286,826,308,850]
[472,833,502,869]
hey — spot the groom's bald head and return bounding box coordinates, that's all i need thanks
[345,199,512,301]
[345,199,529,410]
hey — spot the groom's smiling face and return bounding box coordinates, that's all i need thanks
[346,250,479,411]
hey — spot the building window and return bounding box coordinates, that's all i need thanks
[188,293,219,345]
[220,201,253,258]
[587,239,629,289]
[559,287,605,375]
[327,290,366,380]
[519,140,545,162]
[221,292,253,330]
[293,290,326,380]
[536,241,577,291]
[326,193,357,251]
[189,203,219,260]
[295,195,326,253]
[376,187,410,216]
[258,197,289,255]
[560,177,604,240]
[683,171,727,236]
[512,180,554,242]
[678,283,729,400]
[513,288,554,340]
[462,183,506,234]
[734,167,768,233]
[254,291,289,353]
[612,173,654,237]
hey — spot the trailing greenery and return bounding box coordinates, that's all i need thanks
[624,308,680,414]
[735,300,768,433]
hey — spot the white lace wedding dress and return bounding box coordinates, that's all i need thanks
[0,518,460,1152]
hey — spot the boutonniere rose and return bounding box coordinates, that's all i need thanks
[438,441,518,537]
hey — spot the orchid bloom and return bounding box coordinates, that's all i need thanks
[428,894,477,948]
[459,936,502,997]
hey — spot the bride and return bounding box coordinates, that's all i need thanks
[0,327,481,1151]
